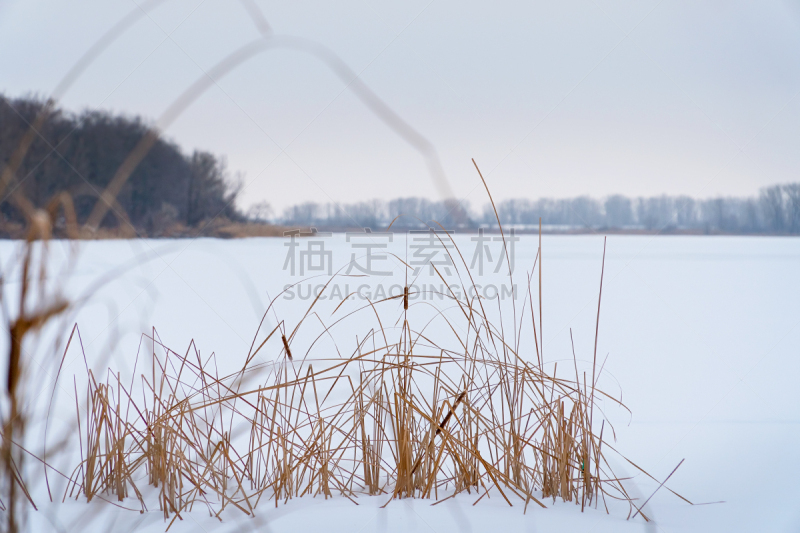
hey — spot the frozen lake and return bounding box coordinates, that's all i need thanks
[2,234,799,532]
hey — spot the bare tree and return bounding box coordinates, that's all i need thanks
[783,183,800,234]
[674,196,697,228]
[604,195,633,228]
[760,185,785,233]
[246,201,273,223]
[636,196,674,230]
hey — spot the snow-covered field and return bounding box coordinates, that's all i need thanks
[3,234,799,532]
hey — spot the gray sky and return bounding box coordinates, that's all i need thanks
[2,0,800,211]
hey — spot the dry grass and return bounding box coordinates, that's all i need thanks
[0,3,691,528]
[0,108,686,529]
[0,156,691,529]
[42,212,680,528]
[0,219,286,240]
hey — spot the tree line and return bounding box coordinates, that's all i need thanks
[0,94,242,235]
[275,186,800,234]
[4,94,798,236]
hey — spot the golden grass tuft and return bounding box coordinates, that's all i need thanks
[46,216,683,527]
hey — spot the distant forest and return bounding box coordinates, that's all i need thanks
[0,94,241,236]
[276,185,800,234]
[3,94,799,237]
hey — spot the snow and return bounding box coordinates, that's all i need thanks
[2,234,799,532]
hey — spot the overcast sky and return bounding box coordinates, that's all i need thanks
[2,0,800,211]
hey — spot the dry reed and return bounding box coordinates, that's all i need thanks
[46,211,684,527]
[0,3,693,529]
